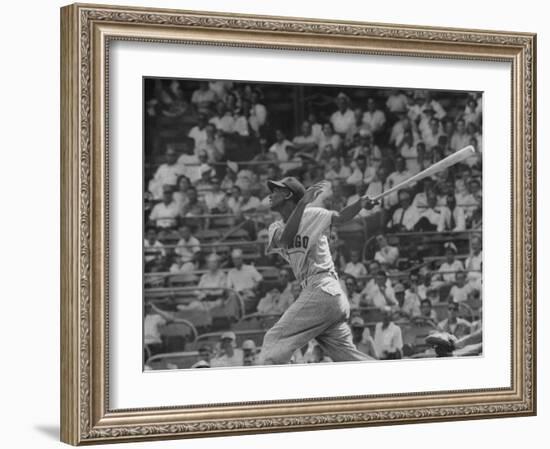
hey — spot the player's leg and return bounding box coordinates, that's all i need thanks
[316,320,373,362]
[259,286,337,365]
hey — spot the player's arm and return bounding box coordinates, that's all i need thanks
[332,196,379,225]
[279,183,325,247]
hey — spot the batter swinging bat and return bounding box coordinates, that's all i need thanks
[362,145,476,202]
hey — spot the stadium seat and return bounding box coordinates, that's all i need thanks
[195,229,221,243]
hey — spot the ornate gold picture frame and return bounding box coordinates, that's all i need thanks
[60,3,536,445]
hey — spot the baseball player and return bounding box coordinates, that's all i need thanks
[258,177,378,365]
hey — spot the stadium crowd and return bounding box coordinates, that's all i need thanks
[143,78,483,369]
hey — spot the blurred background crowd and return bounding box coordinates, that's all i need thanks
[143,78,483,369]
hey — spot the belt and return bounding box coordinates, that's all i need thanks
[300,270,338,289]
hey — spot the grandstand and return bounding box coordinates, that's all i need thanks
[143,78,483,369]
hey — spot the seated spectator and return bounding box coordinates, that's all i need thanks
[330,92,355,135]
[449,271,475,303]
[399,130,420,174]
[365,270,398,309]
[191,81,218,115]
[220,166,237,191]
[415,190,442,231]
[209,100,235,134]
[384,156,411,209]
[210,332,244,367]
[362,97,386,135]
[325,156,352,182]
[386,89,409,116]
[463,97,481,127]
[344,249,368,279]
[374,234,399,267]
[180,186,209,228]
[239,189,262,213]
[256,268,294,315]
[292,120,318,155]
[386,189,421,232]
[191,344,213,368]
[250,88,268,130]
[389,114,415,147]
[144,303,173,359]
[438,193,466,231]
[346,154,376,186]
[148,148,185,200]
[169,254,195,274]
[173,175,192,211]
[438,242,465,283]
[194,165,214,196]
[421,91,447,120]
[144,226,166,267]
[203,176,226,213]
[394,282,421,318]
[280,145,303,174]
[269,129,293,162]
[149,185,180,229]
[457,178,482,220]
[350,317,378,359]
[437,301,472,338]
[421,117,443,150]
[226,249,263,312]
[412,177,436,209]
[197,123,225,163]
[174,225,200,264]
[188,114,209,152]
[198,253,227,295]
[450,118,470,152]
[343,276,363,309]
[318,122,342,159]
[419,298,438,324]
[465,234,482,285]
[242,339,259,366]
[374,307,403,359]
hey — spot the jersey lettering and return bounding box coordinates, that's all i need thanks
[289,234,309,249]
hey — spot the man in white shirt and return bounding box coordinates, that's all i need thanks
[464,235,482,285]
[149,186,180,228]
[344,249,367,279]
[188,114,209,153]
[374,234,399,267]
[330,92,355,135]
[374,307,403,359]
[449,271,474,303]
[269,129,293,162]
[210,332,244,367]
[362,97,386,135]
[387,190,421,232]
[203,177,226,213]
[190,82,217,115]
[144,226,166,264]
[346,155,376,187]
[438,242,465,283]
[174,225,200,264]
[450,118,471,152]
[438,193,466,232]
[366,271,398,309]
[209,100,235,134]
[384,157,411,209]
[226,248,263,312]
[324,156,352,182]
[144,303,174,359]
[148,148,185,200]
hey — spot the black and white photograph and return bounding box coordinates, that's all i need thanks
[143,77,483,370]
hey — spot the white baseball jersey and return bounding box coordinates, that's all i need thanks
[266,206,337,284]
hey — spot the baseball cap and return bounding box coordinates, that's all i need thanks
[350,316,365,328]
[267,177,306,202]
[220,331,236,341]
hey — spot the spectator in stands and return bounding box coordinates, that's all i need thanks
[399,130,420,174]
[226,248,263,312]
[210,331,244,367]
[195,165,214,197]
[465,234,482,285]
[173,175,192,212]
[422,116,443,150]
[374,234,400,267]
[343,276,363,309]
[318,122,342,159]
[174,225,200,264]
[331,92,355,135]
[203,176,226,213]
[234,100,256,137]
[458,178,482,220]
[180,186,209,227]
[169,254,195,274]
[209,100,235,134]
[280,145,303,175]
[419,298,438,324]
[437,301,472,339]
[463,97,481,127]
[242,340,259,366]
[192,344,213,368]
[256,268,293,315]
[144,226,166,267]
[365,270,398,309]
[347,154,376,186]
[415,190,442,231]
[220,167,236,191]
[450,118,470,152]
[449,271,475,303]
[191,81,217,115]
[404,276,422,316]
[374,306,403,359]
[188,114,209,152]
[344,249,368,279]
[438,242,465,283]
[362,97,386,135]
[438,192,466,231]
[250,88,268,130]
[239,188,262,213]
[386,189,421,232]
[325,156,352,182]
[292,120,318,155]
[269,129,293,162]
[223,185,243,215]
[198,253,227,295]
[389,113,414,148]
[197,123,225,163]
[350,317,378,359]
[386,89,409,117]
[148,148,185,200]
[144,303,174,359]
[149,185,180,229]
[394,282,421,318]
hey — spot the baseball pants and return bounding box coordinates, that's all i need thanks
[259,275,370,364]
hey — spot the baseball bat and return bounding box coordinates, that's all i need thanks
[362,145,476,202]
